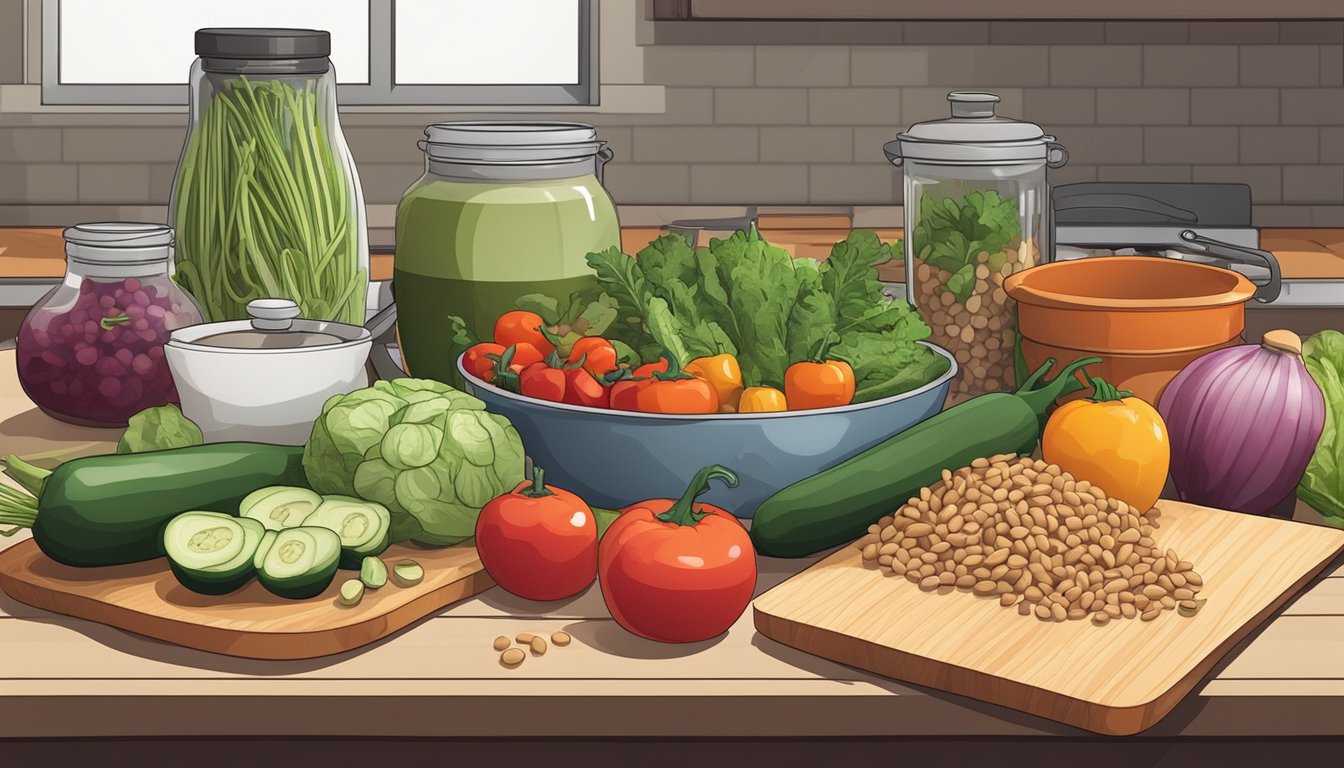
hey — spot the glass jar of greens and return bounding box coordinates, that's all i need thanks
[169,28,368,326]
[884,92,1068,400]
[394,122,620,385]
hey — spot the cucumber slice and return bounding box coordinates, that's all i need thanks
[391,559,424,587]
[253,530,278,570]
[338,579,365,606]
[360,556,388,590]
[165,513,262,595]
[302,496,391,569]
[257,526,341,600]
[240,486,322,531]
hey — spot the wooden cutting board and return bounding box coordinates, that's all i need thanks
[753,500,1344,736]
[0,539,492,660]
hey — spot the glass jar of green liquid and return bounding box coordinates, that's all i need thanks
[394,122,620,385]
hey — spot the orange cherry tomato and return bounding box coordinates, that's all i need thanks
[598,466,756,643]
[476,467,597,601]
[634,358,669,378]
[784,332,855,410]
[568,336,619,377]
[495,310,555,356]
[462,342,506,381]
[621,353,718,414]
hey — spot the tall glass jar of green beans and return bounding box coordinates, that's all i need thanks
[168,28,368,325]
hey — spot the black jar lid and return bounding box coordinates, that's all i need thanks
[195,28,331,60]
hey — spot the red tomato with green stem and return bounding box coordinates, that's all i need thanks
[563,364,610,408]
[475,467,598,601]
[485,343,546,392]
[519,360,567,402]
[495,310,555,356]
[598,465,757,643]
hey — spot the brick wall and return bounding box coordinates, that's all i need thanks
[2,16,1344,227]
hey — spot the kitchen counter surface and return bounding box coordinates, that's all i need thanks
[5,224,1344,283]
[2,351,1344,748]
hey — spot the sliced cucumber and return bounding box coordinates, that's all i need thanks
[257,526,341,600]
[253,530,278,570]
[391,559,424,588]
[240,486,322,531]
[338,579,365,606]
[165,512,263,595]
[360,556,388,590]
[302,496,391,569]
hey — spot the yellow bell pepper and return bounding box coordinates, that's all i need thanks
[685,354,743,410]
[1042,372,1170,512]
[738,386,788,413]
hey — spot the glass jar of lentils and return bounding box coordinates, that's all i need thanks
[884,92,1068,400]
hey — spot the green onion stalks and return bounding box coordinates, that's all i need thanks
[170,76,367,324]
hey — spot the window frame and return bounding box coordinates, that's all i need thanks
[40,0,599,106]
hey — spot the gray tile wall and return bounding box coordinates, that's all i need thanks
[2,19,1344,226]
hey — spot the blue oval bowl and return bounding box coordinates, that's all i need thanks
[458,341,956,518]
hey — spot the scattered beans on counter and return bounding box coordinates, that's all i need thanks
[854,453,1206,624]
[494,630,576,668]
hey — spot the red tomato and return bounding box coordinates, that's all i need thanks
[609,377,641,411]
[568,337,619,377]
[563,366,610,408]
[519,361,566,402]
[495,311,555,356]
[475,468,597,601]
[462,342,506,381]
[598,466,756,643]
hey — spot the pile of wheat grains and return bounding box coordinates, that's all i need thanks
[855,454,1205,624]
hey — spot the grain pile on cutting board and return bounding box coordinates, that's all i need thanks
[855,454,1205,624]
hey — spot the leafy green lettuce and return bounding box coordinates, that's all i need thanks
[117,404,204,454]
[583,227,949,400]
[1298,330,1344,526]
[911,189,1021,303]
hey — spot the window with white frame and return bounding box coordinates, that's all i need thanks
[42,0,596,106]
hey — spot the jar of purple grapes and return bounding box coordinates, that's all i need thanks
[16,223,203,427]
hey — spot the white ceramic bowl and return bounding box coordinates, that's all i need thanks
[165,299,372,445]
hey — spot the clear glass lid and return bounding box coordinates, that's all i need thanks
[171,299,370,351]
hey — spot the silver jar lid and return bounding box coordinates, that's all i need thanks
[63,222,174,264]
[419,121,612,166]
[884,92,1069,167]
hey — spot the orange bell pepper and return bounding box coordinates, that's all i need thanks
[784,332,855,411]
[685,354,743,409]
[738,386,787,413]
[1042,372,1170,512]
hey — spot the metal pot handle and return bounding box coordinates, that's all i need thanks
[1046,140,1069,169]
[882,140,904,167]
[1179,229,1282,304]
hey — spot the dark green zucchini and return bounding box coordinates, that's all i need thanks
[0,443,308,567]
[749,357,1100,558]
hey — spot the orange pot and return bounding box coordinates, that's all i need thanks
[1004,257,1256,405]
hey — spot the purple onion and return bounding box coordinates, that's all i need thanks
[1158,329,1326,515]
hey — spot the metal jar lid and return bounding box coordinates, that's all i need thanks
[884,92,1069,167]
[63,222,174,265]
[419,122,613,166]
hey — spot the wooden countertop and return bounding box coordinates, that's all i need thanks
[1,350,1343,741]
[8,224,1344,283]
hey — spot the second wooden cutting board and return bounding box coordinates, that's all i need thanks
[753,500,1344,736]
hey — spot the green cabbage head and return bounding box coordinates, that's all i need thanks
[303,378,525,546]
